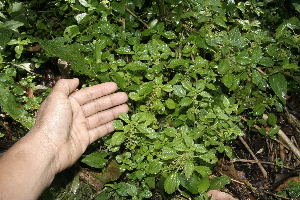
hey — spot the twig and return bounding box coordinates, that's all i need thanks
[238,136,269,178]
[124,6,150,29]
[263,114,300,160]
[281,71,300,82]
[231,158,294,170]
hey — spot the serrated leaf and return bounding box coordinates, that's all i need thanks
[111,2,125,14]
[222,73,234,88]
[165,98,176,109]
[162,31,177,39]
[164,127,177,137]
[182,80,194,91]
[180,97,192,106]
[173,85,186,97]
[0,20,24,30]
[164,173,180,194]
[252,70,267,91]
[126,61,148,71]
[218,59,230,74]
[146,160,162,174]
[179,174,200,194]
[184,160,194,179]
[253,104,265,116]
[111,132,125,146]
[209,175,231,190]
[115,46,133,54]
[198,175,210,193]
[118,113,130,123]
[112,120,124,130]
[267,113,277,126]
[81,152,109,169]
[136,124,157,139]
[269,73,287,104]
[194,166,212,177]
[236,51,252,65]
[64,25,80,39]
[160,147,177,160]
[169,59,189,68]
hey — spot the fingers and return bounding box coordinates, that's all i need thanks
[70,82,118,105]
[87,104,129,143]
[88,122,115,143]
[81,92,128,117]
[86,104,129,130]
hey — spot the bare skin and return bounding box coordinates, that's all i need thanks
[0,78,129,200]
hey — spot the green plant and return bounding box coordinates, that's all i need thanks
[0,0,299,199]
[277,179,300,199]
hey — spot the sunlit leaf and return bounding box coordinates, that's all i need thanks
[164,173,180,194]
[269,73,287,104]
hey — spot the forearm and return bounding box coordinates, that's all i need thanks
[0,130,58,200]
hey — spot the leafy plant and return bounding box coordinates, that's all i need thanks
[0,0,299,199]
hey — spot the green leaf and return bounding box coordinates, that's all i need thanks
[64,25,80,39]
[163,127,177,137]
[197,175,210,193]
[0,28,12,51]
[136,124,157,139]
[179,174,200,194]
[0,20,24,30]
[194,166,212,177]
[276,17,300,38]
[228,27,245,48]
[111,132,125,146]
[173,85,186,97]
[164,173,180,194]
[160,147,177,160]
[112,70,126,89]
[81,152,109,169]
[118,113,130,123]
[169,59,189,68]
[209,175,231,190]
[253,104,265,116]
[222,73,234,88]
[111,2,125,14]
[126,61,148,71]
[184,160,194,179]
[112,120,124,130]
[269,73,287,104]
[268,126,281,139]
[293,3,300,13]
[146,160,162,174]
[115,46,133,54]
[0,83,33,128]
[161,31,177,39]
[214,15,227,28]
[267,113,277,126]
[236,51,252,65]
[252,70,267,91]
[180,97,192,106]
[218,59,230,74]
[165,98,176,109]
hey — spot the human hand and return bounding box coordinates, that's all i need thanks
[30,78,129,173]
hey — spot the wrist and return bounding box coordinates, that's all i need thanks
[0,130,59,199]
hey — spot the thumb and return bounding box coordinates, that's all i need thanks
[52,78,79,97]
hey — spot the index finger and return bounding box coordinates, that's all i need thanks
[70,82,118,105]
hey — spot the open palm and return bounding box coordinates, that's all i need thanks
[32,79,128,172]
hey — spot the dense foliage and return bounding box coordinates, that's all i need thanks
[0,0,299,199]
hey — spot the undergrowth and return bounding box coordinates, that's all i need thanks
[0,0,300,199]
